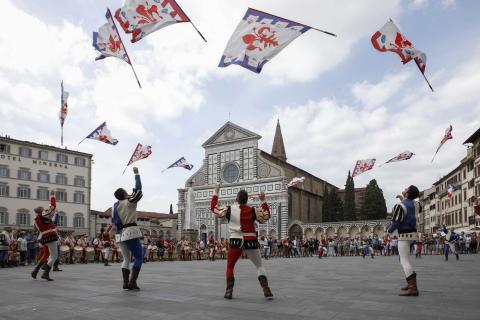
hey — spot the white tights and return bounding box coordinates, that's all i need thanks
[46,242,58,267]
[118,242,131,269]
[398,240,414,278]
[245,249,266,277]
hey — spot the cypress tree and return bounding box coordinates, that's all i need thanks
[360,179,387,220]
[343,171,356,221]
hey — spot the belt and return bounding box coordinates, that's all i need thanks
[243,233,257,237]
[40,228,57,236]
[121,223,137,228]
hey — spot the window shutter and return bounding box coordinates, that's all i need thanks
[17,170,20,179]
[16,213,20,225]
[37,189,40,199]
[5,186,9,197]
[27,188,31,199]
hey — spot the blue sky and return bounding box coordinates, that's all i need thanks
[1,0,479,212]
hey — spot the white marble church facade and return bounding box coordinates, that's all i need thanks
[177,122,290,242]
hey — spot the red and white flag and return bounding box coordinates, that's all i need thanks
[447,184,453,205]
[431,125,453,162]
[93,9,131,64]
[381,151,414,166]
[59,81,68,127]
[287,176,305,188]
[371,19,432,91]
[114,0,190,43]
[123,143,152,173]
[59,81,69,146]
[352,159,376,178]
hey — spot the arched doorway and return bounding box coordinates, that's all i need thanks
[349,226,359,238]
[326,227,335,239]
[373,225,384,237]
[304,228,313,240]
[361,225,370,237]
[337,226,348,238]
[269,229,277,239]
[289,224,303,241]
[315,228,324,240]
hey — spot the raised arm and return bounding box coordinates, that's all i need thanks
[211,183,228,218]
[254,192,270,223]
[128,167,143,203]
[42,191,57,219]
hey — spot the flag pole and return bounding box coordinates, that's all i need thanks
[173,0,207,42]
[61,125,64,147]
[416,61,434,92]
[78,137,87,145]
[108,8,142,88]
[122,165,128,175]
[189,20,207,42]
[249,8,337,37]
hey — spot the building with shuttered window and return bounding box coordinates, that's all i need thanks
[0,136,92,235]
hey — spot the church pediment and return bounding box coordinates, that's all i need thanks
[202,121,261,148]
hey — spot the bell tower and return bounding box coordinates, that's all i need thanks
[271,119,287,162]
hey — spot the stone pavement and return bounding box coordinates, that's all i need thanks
[0,254,479,320]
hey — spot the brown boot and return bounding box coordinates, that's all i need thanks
[41,264,54,281]
[31,262,44,279]
[224,277,234,299]
[258,275,273,299]
[128,267,140,291]
[122,268,130,289]
[399,273,418,296]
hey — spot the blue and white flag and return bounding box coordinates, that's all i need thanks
[219,8,312,73]
[81,122,118,145]
[162,157,194,172]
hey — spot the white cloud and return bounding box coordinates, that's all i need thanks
[259,50,480,210]
[352,72,411,109]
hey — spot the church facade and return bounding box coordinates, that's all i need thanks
[176,121,338,242]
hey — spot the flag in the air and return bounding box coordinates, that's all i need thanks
[114,0,190,43]
[287,176,305,188]
[219,8,312,73]
[371,19,432,91]
[431,125,453,162]
[352,159,376,178]
[83,122,118,145]
[59,81,68,127]
[123,143,152,173]
[382,151,414,166]
[447,184,453,205]
[93,9,131,64]
[372,19,427,73]
[162,157,194,172]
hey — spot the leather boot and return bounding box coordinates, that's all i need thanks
[128,267,141,290]
[455,254,459,261]
[104,260,111,266]
[41,264,54,281]
[122,268,130,289]
[53,260,62,272]
[31,262,44,279]
[399,273,418,296]
[258,275,273,299]
[224,277,234,299]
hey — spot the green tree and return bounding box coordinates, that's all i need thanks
[360,179,387,220]
[343,171,356,221]
[330,188,344,222]
[322,187,331,222]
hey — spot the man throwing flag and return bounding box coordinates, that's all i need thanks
[387,185,422,297]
